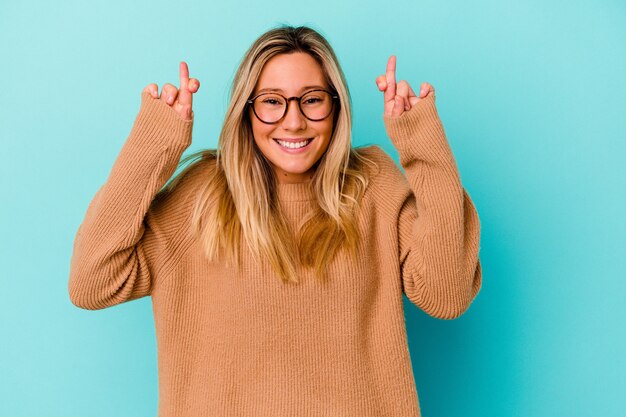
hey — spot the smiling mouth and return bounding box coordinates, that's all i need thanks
[273,138,314,149]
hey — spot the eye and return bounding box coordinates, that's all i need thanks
[262,98,281,105]
[304,97,321,104]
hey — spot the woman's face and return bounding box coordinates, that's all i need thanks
[249,52,334,184]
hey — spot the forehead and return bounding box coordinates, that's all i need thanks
[255,52,327,94]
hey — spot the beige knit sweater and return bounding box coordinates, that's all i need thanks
[69,91,482,417]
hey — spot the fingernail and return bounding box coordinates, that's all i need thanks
[167,95,173,104]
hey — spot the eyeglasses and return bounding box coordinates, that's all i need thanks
[247,89,339,124]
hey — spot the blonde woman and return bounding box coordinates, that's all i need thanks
[69,25,482,417]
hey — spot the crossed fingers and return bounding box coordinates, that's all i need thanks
[376,55,435,117]
[142,62,200,120]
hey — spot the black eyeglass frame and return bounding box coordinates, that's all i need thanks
[246,89,339,124]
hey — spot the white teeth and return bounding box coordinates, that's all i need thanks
[275,139,311,149]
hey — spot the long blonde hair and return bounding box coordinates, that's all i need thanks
[160,25,377,283]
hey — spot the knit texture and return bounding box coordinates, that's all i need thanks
[69,91,482,417]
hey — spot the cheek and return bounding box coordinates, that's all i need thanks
[320,121,334,144]
[326,120,335,136]
[250,119,274,144]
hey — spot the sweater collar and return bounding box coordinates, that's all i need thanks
[276,180,316,202]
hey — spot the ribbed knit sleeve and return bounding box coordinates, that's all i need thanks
[382,93,482,319]
[68,92,194,310]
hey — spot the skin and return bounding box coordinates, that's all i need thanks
[249,52,335,184]
[140,55,435,175]
[142,61,200,121]
[376,55,435,117]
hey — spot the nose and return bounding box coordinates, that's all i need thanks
[281,99,307,131]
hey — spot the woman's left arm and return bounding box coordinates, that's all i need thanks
[377,56,482,319]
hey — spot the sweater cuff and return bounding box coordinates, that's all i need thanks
[130,91,194,152]
[382,93,456,167]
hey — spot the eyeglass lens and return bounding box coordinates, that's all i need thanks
[253,91,333,123]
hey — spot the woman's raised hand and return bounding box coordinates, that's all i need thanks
[376,55,435,118]
[142,61,200,121]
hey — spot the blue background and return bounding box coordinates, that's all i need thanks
[1,1,624,416]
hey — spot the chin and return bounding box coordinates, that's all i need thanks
[277,163,314,175]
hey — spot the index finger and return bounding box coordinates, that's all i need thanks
[179,61,189,91]
[384,55,397,102]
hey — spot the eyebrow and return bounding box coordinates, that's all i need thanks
[256,85,327,94]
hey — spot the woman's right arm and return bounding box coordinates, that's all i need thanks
[68,63,200,310]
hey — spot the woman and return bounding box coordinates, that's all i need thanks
[69,25,482,417]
